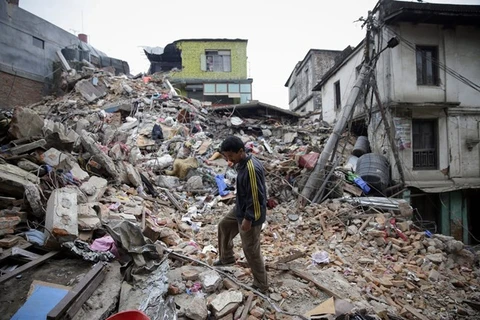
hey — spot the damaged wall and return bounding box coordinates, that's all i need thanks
[320,46,365,124]
[0,1,130,108]
[286,49,341,115]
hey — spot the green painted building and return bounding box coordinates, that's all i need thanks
[145,38,252,105]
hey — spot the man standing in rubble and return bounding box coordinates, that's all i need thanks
[214,135,268,293]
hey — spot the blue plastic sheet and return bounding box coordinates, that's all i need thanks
[215,174,230,196]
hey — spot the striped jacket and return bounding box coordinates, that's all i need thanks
[234,155,267,226]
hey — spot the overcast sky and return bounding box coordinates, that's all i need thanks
[20,0,480,109]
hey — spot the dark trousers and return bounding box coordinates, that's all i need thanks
[217,208,268,290]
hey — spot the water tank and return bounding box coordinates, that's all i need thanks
[355,153,390,193]
[78,33,88,43]
[352,136,370,157]
[61,48,80,61]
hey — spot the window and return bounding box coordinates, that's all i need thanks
[412,119,437,170]
[416,46,439,86]
[334,80,341,110]
[32,36,44,49]
[204,50,231,72]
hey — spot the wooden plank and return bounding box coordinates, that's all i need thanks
[240,293,254,320]
[0,250,58,284]
[277,251,305,264]
[290,268,341,299]
[47,262,106,320]
[12,247,42,260]
[0,242,32,263]
[358,216,373,234]
[64,265,107,319]
[343,182,363,197]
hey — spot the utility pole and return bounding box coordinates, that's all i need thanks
[300,62,373,202]
[300,9,399,204]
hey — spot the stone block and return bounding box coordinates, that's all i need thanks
[250,307,265,318]
[24,183,44,217]
[124,162,142,187]
[0,216,21,230]
[199,270,222,293]
[45,187,78,240]
[211,290,243,313]
[215,302,240,319]
[78,203,101,231]
[185,296,208,320]
[42,148,64,167]
[80,176,108,202]
[8,106,44,139]
[75,78,107,102]
[181,269,200,281]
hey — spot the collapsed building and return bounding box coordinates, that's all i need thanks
[0,0,479,320]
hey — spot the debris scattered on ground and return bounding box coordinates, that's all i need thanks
[0,68,478,320]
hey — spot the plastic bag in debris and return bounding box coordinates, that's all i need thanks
[312,250,330,264]
[63,239,116,262]
[23,229,46,246]
[90,235,119,259]
[215,174,230,196]
[152,123,163,141]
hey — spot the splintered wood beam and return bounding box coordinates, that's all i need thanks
[0,250,58,284]
[290,268,341,299]
[240,293,254,320]
[276,251,305,264]
[47,262,107,320]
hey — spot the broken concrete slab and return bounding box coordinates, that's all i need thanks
[80,131,120,183]
[124,162,142,187]
[16,159,45,175]
[24,183,44,218]
[8,107,44,139]
[78,203,101,231]
[199,270,222,293]
[156,175,180,189]
[9,139,46,155]
[185,176,203,191]
[211,290,243,314]
[80,176,108,203]
[75,78,107,103]
[45,187,78,241]
[42,148,65,167]
[0,163,40,197]
[185,296,208,320]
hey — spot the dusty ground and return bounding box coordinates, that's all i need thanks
[0,256,93,319]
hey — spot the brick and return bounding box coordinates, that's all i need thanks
[0,216,21,229]
[250,307,265,318]
[0,71,43,109]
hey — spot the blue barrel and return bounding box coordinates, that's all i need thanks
[355,153,390,193]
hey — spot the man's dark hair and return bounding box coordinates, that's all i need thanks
[220,136,244,153]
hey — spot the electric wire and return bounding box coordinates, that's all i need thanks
[385,27,480,93]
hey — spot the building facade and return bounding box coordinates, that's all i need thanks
[285,49,342,116]
[0,0,129,109]
[145,39,252,105]
[314,0,480,244]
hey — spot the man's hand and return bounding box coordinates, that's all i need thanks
[241,219,252,232]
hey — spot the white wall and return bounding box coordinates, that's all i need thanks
[378,24,480,107]
[321,48,364,124]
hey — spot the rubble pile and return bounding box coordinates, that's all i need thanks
[0,68,479,320]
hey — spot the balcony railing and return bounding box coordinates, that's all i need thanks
[413,149,437,170]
